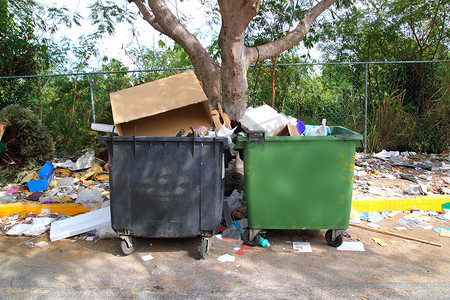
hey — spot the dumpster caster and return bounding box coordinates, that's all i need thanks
[200,237,210,259]
[120,236,136,255]
[242,229,261,247]
[325,230,343,247]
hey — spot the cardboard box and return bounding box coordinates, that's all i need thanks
[273,124,300,136]
[110,71,213,136]
[27,161,54,192]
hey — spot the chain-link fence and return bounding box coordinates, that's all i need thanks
[0,61,449,155]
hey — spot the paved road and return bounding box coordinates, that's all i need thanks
[1,217,449,299]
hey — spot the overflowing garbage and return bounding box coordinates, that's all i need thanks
[0,150,112,240]
[353,151,450,198]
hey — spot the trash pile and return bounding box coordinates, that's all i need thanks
[353,150,450,199]
[0,150,113,240]
[350,205,450,230]
[240,104,331,137]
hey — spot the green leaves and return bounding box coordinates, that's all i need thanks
[88,0,137,40]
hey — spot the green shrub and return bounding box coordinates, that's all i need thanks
[0,104,55,183]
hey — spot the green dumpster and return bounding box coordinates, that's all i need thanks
[235,126,363,247]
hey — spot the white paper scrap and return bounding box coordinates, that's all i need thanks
[217,254,235,263]
[366,222,381,229]
[337,242,365,252]
[293,242,312,253]
[35,241,49,248]
[6,224,33,236]
[86,236,94,241]
[141,254,154,261]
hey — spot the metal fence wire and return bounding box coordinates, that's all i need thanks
[0,61,449,155]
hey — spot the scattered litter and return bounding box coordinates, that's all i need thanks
[141,254,154,261]
[351,223,442,247]
[349,208,361,224]
[217,254,235,263]
[6,224,32,236]
[234,245,251,255]
[27,162,54,192]
[368,212,383,223]
[292,242,312,253]
[374,150,399,160]
[337,242,365,252]
[396,215,431,230]
[432,228,450,234]
[35,241,48,248]
[221,225,243,240]
[24,241,34,248]
[373,238,389,246]
[390,212,406,222]
[366,222,381,229]
[443,202,450,212]
[49,207,111,242]
[86,236,94,241]
[259,237,270,248]
[394,227,408,231]
[53,150,95,171]
[75,188,103,208]
[440,230,450,238]
[224,189,244,213]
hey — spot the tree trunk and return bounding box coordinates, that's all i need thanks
[133,0,337,120]
[218,0,260,120]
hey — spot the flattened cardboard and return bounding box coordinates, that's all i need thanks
[110,71,212,136]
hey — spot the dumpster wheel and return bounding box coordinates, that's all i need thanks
[242,229,261,247]
[120,236,136,255]
[325,230,343,247]
[200,237,210,259]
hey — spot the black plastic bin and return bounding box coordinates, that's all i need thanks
[101,135,226,258]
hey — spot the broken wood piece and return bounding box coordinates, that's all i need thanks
[217,102,232,129]
[211,109,223,130]
[350,223,442,247]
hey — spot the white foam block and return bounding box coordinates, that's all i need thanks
[50,207,111,242]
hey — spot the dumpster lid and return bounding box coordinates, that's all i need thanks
[235,126,364,148]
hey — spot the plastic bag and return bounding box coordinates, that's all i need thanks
[224,189,244,212]
[76,188,103,208]
[217,125,236,149]
[306,118,328,136]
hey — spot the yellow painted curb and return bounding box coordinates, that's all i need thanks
[0,203,91,217]
[352,195,450,212]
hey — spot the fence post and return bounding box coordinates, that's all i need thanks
[89,73,96,123]
[364,62,368,152]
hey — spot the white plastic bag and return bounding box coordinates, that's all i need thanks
[217,125,236,149]
[306,118,328,136]
[76,188,103,208]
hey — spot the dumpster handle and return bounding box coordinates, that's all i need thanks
[110,126,115,159]
[247,131,265,143]
[190,127,196,158]
[133,126,138,157]
[335,134,357,140]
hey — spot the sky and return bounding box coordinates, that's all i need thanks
[54,0,216,70]
[50,0,321,70]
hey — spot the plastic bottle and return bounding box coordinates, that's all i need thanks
[259,237,270,248]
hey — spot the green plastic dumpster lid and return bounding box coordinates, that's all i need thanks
[235,126,363,149]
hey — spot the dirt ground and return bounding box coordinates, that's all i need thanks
[1,214,449,299]
[1,151,449,298]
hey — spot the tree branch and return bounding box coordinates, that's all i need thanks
[246,0,336,63]
[130,0,166,34]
